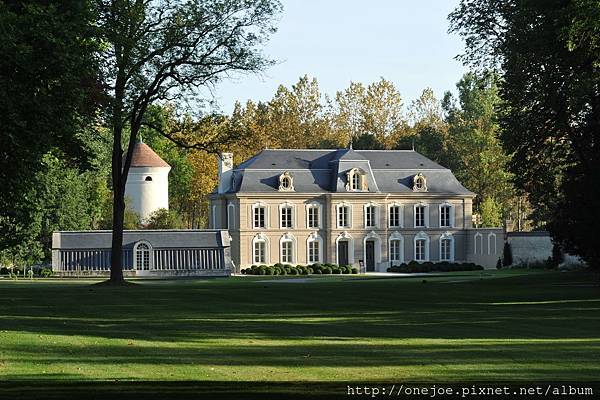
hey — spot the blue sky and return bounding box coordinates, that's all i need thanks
[212,0,467,113]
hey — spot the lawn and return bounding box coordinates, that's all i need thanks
[0,269,599,397]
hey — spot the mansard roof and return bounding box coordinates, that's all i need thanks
[229,149,474,196]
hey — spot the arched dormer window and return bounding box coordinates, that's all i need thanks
[278,171,294,192]
[145,176,153,182]
[413,173,427,192]
[346,168,367,191]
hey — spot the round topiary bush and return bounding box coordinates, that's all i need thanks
[332,268,341,275]
[322,267,332,274]
[351,267,358,274]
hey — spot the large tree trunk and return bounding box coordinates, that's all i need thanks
[109,183,125,283]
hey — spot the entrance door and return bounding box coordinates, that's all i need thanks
[365,240,375,272]
[338,241,349,266]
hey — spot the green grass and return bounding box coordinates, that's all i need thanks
[0,269,599,384]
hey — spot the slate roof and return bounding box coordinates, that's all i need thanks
[129,141,170,168]
[53,230,230,250]
[229,149,474,196]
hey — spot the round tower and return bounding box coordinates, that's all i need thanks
[125,141,171,222]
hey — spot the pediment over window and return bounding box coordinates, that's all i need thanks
[278,171,294,191]
[413,173,427,192]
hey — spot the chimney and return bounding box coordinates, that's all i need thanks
[217,152,234,194]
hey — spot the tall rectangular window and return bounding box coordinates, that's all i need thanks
[365,205,376,228]
[307,206,320,228]
[390,240,402,263]
[440,205,451,227]
[253,206,266,228]
[415,239,426,261]
[441,238,452,261]
[415,205,425,228]
[280,206,292,228]
[254,241,266,264]
[338,205,350,228]
[308,241,320,263]
[281,241,293,263]
[389,205,401,228]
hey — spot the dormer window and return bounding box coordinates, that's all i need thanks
[145,176,153,181]
[413,173,427,192]
[346,168,367,191]
[278,171,294,192]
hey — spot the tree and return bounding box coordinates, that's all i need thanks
[449,0,600,268]
[0,1,101,251]
[502,242,513,267]
[443,72,513,218]
[145,208,184,229]
[98,0,281,283]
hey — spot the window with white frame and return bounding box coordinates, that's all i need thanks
[440,203,452,228]
[440,234,453,261]
[307,204,320,229]
[280,205,293,229]
[390,239,403,264]
[227,203,235,230]
[414,232,429,262]
[337,204,350,228]
[415,204,427,228]
[254,240,266,264]
[308,240,320,263]
[365,204,377,228]
[135,242,151,270]
[389,204,402,228]
[281,239,294,264]
[253,204,266,229]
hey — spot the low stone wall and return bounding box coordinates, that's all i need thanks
[55,269,231,278]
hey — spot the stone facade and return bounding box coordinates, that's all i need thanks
[209,149,504,272]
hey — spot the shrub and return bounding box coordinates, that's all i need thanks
[257,268,266,275]
[551,242,564,268]
[351,267,358,274]
[265,267,274,275]
[496,258,503,269]
[274,263,283,268]
[332,268,341,275]
[314,269,322,274]
[40,268,53,278]
[0,267,9,276]
[322,267,332,274]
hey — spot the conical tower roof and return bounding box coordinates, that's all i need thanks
[129,141,170,168]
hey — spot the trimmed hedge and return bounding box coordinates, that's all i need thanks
[242,263,355,276]
[386,261,484,273]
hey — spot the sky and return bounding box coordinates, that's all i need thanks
[212,0,468,113]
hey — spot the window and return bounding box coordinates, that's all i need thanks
[365,205,377,228]
[346,168,367,191]
[440,238,452,261]
[390,239,402,264]
[280,205,292,229]
[135,242,150,270]
[415,239,426,261]
[254,240,266,264]
[389,204,402,228]
[227,203,235,230]
[413,173,427,192]
[253,204,266,228]
[307,204,320,228]
[278,171,294,191]
[337,204,350,228]
[440,204,452,227]
[281,240,293,264]
[308,240,320,263]
[352,173,360,190]
[414,232,429,262]
[415,205,426,227]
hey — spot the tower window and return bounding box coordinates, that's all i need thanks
[145,176,153,181]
